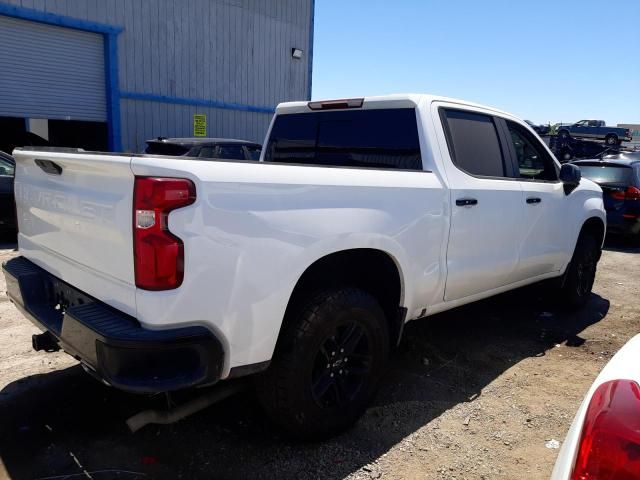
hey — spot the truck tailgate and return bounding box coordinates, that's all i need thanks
[12,149,137,316]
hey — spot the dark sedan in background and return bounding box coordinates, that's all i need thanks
[573,153,640,241]
[0,151,16,235]
[144,137,262,161]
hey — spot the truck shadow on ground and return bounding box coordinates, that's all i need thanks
[0,234,17,251]
[0,288,609,480]
[603,234,640,254]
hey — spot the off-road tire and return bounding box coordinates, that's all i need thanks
[557,233,600,310]
[256,287,389,440]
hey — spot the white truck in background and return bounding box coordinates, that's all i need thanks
[3,94,605,438]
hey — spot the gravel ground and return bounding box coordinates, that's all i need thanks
[0,236,638,480]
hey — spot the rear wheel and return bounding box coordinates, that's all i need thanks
[605,134,619,146]
[557,233,600,309]
[256,288,389,439]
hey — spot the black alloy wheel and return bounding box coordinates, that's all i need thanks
[256,287,389,439]
[310,320,372,408]
[558,233,600,309]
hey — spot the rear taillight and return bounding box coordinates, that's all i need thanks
[571,379,640,480]
[133,177,196,290]
[610,190,625,200]
[626,186,640,201]
[610,186,640,201]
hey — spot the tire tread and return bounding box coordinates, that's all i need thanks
[256,288,388,439]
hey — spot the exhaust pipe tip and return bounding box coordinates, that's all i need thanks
[32,332,60,352]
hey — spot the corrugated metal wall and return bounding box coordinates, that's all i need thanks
[1,0,313,151]
[0,15,106,121]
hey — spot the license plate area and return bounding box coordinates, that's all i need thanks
[48,276,93,315]
[4,257,96,336]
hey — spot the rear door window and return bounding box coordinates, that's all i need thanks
[264,109,422,170]
[440,109,506,177]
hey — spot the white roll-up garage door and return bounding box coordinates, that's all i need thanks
[0,15,106,122]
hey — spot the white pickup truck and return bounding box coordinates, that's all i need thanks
[3,94,606,439]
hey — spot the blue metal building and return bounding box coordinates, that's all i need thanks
[0,0,314,152]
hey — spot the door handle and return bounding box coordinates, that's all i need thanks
[35,159,62,175]
[526,197,542,204]
[456,198,478,207]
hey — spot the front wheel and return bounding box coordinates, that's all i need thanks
[557,234,600,310]
[256,288,389,439]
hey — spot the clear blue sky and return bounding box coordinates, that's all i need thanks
[312,0,640,125]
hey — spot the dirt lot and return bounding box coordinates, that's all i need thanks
[0,237,638,480]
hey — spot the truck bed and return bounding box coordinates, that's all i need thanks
[12,146,448,374]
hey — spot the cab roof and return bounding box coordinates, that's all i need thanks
[276,93,513,118]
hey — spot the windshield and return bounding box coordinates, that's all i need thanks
[0,157,14,176]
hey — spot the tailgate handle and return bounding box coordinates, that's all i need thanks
[35,159,62,175]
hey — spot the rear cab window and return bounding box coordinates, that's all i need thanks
[264,108,423,170]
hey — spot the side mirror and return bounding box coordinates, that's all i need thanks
[560,163,581,195]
